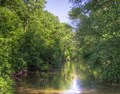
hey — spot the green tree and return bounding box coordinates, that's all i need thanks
[0,6,23,93]
[69,0,120,83]
[0,0,74,93]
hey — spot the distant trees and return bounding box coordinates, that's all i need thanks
[69,0,120,83]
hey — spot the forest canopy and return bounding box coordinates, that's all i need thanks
[0,0,74,93]
[69,0,120,83]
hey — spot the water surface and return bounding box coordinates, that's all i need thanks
[15,71,120,94]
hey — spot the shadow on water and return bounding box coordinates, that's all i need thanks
[15,71,69,94]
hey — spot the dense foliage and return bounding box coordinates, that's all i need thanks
[0,0,74,93]
[1,0,119,93]
[69,0,120,83]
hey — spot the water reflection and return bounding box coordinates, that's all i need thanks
[62,75,82,94]
[16,71,120,94]
[16,71,70,94]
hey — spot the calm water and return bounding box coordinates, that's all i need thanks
[15,71,120,94]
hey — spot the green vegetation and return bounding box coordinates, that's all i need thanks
[0,0,74,93]
[0,0,120,93]
[69,0,120,83]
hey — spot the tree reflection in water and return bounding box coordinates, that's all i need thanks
[16,70,120,94]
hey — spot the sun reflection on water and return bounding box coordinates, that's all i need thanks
[62,74,82,94]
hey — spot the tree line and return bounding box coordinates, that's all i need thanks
[0,0,74,93]
[69,0,120,83]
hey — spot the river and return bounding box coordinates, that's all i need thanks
[15,71,120,94]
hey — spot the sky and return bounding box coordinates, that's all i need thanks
[44,0,71,23]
